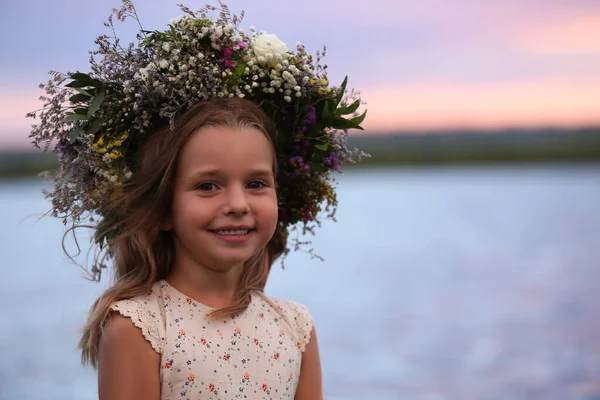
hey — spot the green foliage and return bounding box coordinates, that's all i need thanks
[64,72,107,143]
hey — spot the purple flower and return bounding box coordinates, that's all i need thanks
[304,105,316,127]
[289,155,304,168]
[222,46,236,69]
[302,205,313,224]
[323,152,340,172]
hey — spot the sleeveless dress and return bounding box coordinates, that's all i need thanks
[109,280,313,400]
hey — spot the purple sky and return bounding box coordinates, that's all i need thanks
[2,0,600,149]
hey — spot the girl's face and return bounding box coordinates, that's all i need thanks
[167,125,278,273]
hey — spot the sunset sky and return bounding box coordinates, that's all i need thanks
[1,0,599,149]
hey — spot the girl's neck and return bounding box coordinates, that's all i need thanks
[165,258,243,309]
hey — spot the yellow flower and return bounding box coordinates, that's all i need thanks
[121,132,129,140]
[309,79,317,85]
[326,87,332,93]
[96,147,107,154]
[320,78,328,85]
[108,150,123,159]
[96,134,104,146]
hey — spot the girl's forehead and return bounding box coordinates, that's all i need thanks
[177,126,275,174]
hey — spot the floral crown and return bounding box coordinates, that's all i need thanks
[27,0,368,265]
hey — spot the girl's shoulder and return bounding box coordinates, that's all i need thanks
[109,281,167,354]
[260,294,314,352]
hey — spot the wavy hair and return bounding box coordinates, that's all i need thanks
[79,98,285,368]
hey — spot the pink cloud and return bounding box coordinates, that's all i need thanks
[0,90,44,150]
[361,76,600,132]
[518,16,600,55]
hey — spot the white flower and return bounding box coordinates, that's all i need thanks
[158,59,169,69]
[284,96,292,102]
[162,42,170,52]
[251,33,289,66]
[170,15,186,26]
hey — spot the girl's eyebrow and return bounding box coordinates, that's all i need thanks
[187,166,274,180]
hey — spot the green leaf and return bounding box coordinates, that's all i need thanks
[350,110,367,127]
[69,127,83,144]
[74,88,92,96]
[65,113,88,122]
[69,93,91,104]
[339,99,360,115]
[70,72,92,82]
[315,143,329,151]
[88,119,104,134]
[322,99,333,123]
[70,72,103,87]
[311,163,328,173]
[65,80,89,88]
[335,76,348,107]
[73,108,88,115]
[331,118,360,131]
[87,89,106,117]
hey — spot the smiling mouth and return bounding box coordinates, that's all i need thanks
[210,229,254,235]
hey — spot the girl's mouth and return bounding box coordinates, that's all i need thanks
[211,229,252,235]
[208,228,256,243]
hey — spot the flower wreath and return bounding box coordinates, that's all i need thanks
[27,0,368,270]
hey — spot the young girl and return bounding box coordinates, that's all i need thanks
[88,98,322,399]
[27,2,366,399]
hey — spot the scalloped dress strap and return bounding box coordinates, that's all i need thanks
[109,297,164,354]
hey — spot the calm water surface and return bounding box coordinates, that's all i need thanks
[1,164,600,400]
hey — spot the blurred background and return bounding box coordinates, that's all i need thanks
[1,0,600,399]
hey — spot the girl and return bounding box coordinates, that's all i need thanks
[27,2,366,399]
[85,98,322,399]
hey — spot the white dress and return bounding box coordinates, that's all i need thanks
[110,280,313,400]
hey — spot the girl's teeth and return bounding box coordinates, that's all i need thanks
[214,230,249,235]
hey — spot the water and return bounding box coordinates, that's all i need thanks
[1,164,600,400]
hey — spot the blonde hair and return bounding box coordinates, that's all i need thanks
[79,98,285,368]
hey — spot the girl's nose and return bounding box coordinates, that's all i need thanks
[224,186,250,215]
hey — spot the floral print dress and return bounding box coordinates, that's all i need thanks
[110,280,313,399]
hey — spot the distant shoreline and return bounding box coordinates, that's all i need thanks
[2,127,599,177]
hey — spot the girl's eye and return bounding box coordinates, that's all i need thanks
[197,182,218,191]
[247,180,267,190]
